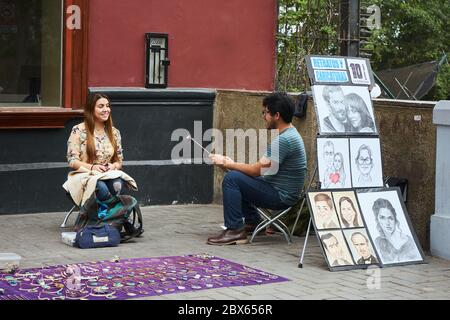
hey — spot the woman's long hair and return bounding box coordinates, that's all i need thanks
[344,93,375,131]
[333,152,346,185]
[84,93,119,164]
[339,196,359,227]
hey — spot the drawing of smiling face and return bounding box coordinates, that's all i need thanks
[340,200,356,226]
[357,148,373,175]
[333,153,343,171]
[324,144,334,168]
[316,200,333,225]
[328,91,347,122]
[348,106,362,129]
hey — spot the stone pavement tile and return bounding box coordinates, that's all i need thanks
[238,294,280,300]
[418,275,450,284]
[182,295,224,300]
[142,295,172,300]
[272,292,304,300]
[226,292,261,300]
[360,293,400,300]
[331,286,374,297]
[296,282,353,290]
[334,277,370,288]
[332,292,365,300]
[387,279,427,292]
[399,285,437,295]
[202,291,239,300]
[227,286,267,295]
[283,293,322,300]
[418,293,450,300]
[389,271,433,281]
[154,294,182,300]
[423,267,450,274]
[272,286,313,297]
[302,293,338,300]
[390,291,423,300]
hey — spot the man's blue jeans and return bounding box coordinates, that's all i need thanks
[222,171,290,230]
[96,178,124,202]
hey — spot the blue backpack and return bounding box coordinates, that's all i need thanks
[75,224,121,249]
[74,195,144,244]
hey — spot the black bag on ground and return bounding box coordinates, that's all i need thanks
[74,194,144,243]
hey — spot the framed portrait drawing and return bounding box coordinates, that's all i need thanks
[308,191,341,230]
[343,228,380,267]
[317,230,355,270]
[349,138,384,188]
[356,188,425,266]
[312,85,377,135]
[332,190,364,228]
[317,138,352,189]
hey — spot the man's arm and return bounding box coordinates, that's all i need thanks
[209,154,272,177]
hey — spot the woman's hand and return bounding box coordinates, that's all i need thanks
[91,162,120,172]
[105,163,116,171]
[92,164,108,172]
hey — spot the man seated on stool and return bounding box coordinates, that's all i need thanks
[207,92,307,245]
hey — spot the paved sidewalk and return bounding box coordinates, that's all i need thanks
[1,204,449,300]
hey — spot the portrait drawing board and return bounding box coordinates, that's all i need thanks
[307,189,382,271]
[356,188,425,266]
[312,85,377,136]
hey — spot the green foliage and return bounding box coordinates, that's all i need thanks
[277,0,449,100]
[277,0,340,92]
[365,0,449,100]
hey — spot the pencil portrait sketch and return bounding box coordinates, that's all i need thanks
[343,228,379,265]
[313,85,377,135]
[333,191,364,228]
[350,138,383,188]
[357,190,424,265]
[309,192,341,230]
[317,138,351,189]
[319,230,355,267]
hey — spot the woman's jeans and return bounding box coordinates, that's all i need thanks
[222,171,290,230]
[95,178,124,202]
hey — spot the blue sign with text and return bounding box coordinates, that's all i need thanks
[314,70,349,83]
[311,57,347,70]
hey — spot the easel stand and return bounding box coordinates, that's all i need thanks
[299,217,313,268]
[289,163,318,268]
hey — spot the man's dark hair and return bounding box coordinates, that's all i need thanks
[320,233,338,249]
[263,92,295,123]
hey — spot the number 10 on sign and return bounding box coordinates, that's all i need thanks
[347,59,371,85]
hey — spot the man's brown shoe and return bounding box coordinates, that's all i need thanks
[207,228,248,245]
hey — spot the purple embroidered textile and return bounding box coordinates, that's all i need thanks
[0,254,289,300]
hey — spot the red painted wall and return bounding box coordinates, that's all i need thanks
[88,0,277,91]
